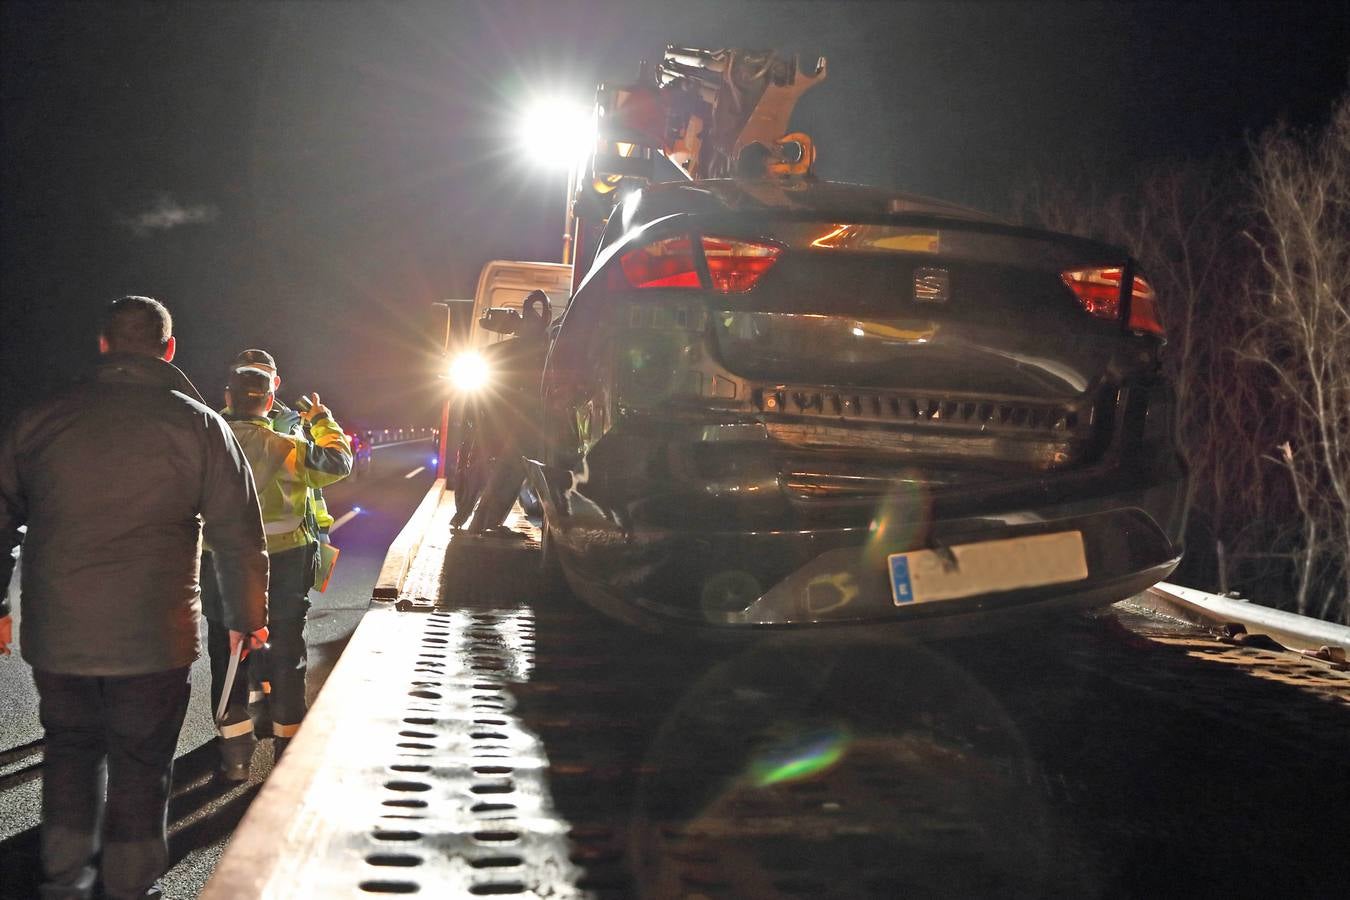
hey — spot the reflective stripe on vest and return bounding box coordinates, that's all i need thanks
[264,517,303,536]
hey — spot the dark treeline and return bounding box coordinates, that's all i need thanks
[1015,95,1350,623]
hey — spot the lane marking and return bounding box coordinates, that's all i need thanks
[404,466,427,480]
[328,510,359,534]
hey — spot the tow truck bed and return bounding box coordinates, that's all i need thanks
[205,482,1350,898]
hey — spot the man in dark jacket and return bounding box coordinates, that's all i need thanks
[0,296,269,900]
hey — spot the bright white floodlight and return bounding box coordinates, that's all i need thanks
[518,98,594,169]
[448,350,490,392]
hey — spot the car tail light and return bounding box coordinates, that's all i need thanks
[701,236,782,293]
[613,234,782,293]
[617,236,701,289]
[1126,277,1165,337]
[1061,267,1165,337]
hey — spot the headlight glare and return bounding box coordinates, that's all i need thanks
[448,351,490,392]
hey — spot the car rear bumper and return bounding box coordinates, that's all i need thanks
[528,458,1187,632]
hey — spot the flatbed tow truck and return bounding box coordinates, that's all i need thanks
[205,48,1350,898]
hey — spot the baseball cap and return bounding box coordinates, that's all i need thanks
[227,365,274,399]
[233,348,277,376]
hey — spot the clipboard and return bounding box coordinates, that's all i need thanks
[315,542,340,592]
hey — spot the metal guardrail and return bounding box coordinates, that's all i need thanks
[363,428,439,447]
[1136,582,1349,663]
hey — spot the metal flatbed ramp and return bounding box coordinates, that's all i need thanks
[204,484,585,898]
[207,484,1350,898]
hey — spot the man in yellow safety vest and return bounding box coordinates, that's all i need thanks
[202,365,351,778]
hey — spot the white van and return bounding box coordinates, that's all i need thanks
[439,259,571,502]
[466,260,572,348]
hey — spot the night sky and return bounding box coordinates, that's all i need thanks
[2,0,1346,427]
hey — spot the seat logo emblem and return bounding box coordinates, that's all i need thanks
[914,267,950,303]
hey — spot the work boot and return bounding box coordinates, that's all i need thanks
[273,737,291,764]
[218,735,256,782]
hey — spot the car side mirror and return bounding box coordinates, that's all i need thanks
[480,307,522,335]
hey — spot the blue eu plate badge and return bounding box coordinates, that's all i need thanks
[889,555,915,604]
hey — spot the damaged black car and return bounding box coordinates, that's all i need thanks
[527,179,1188,635]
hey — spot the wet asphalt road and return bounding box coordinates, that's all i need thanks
[0,438,437,899]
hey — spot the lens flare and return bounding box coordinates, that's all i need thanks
[750,726,850,787]
[865,471,933,565]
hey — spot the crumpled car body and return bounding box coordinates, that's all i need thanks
[527,180,1188,634]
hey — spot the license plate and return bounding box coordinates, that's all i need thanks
[889,531,1088,605]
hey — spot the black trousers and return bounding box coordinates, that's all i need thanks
[32,666,191,900]
[205,543,313,739]
[206,615,307,735]
[205,618,251,739]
